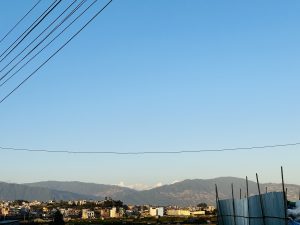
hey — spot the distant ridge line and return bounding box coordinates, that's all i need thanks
[1,178,300,206]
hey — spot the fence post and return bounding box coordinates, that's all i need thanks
[240,188,242,200]
[246,176,250,225]
[215,184,225,225]
[281,166,288,225]
[256,173,266,225]
[231,183,237,225]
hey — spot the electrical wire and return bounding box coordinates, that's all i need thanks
[0,0,97,88]
[0,0,88,83]
[0,142,299,155]
[0,0,42,44]
[0,0,113,100]
[0,0,79,77]
[0,0,62,63]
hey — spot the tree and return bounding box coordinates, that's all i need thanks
[197,202,207,208]
[52,210,65,225]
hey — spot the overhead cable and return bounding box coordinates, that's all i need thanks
[0,0,113,103]
[0,0,79,77]
[0,0,96,88]
[0,0,42,44]
[0,0,87,83]
[0,0,62,63]
[0,142,299,155]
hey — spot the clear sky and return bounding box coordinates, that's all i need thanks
[0,0,300,189]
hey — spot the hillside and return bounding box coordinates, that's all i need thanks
[0,182,92,201]
[114,177,261,206]
[0,178,298,206]
[26,181,138,198]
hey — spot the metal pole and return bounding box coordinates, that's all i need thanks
[231,183,237,225]
[256,173,266,225]
[265,186,268,194]
[246,176,250,225]
[281,166,288,225]
[240,188,242,199]
[215,184,219,225]
[215,184,225,225]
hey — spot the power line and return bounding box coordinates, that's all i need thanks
[0,0,62,63]
[0,0,80,78]
[0,0,113,103]
[0,0,99,88]
[0,0,87,83]
[0,142,299,155]
[0,0,42,44]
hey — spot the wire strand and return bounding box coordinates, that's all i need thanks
[0,0,42,44]
[0,0,113,102]
[0,0,79,78]
[0,142,299,155]
[0,0,87,83]
[0,0,97,88]
[0,0,62,63]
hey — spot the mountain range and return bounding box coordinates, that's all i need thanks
[0,177,299,206]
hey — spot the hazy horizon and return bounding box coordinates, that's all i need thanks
[2,174,298,192]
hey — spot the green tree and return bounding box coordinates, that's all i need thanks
[197,202,207,208]
[52,210,65,225]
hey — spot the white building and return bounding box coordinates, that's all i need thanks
[157,207,164,217]
[109,207,117,218]
[149,207,164,217]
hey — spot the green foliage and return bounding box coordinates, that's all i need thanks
[197,202,207,208]
[100,199,124,208]
[51,210,65,225]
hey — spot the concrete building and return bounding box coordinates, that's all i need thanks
[0,207,9,217]
[100,208,110,218]
[149,207,164,217]
[82,209,95,219]
[167,209,191,216]
[206,206,215,212]
[191,210,205,216]
[157,207,164,217]
[109,207,117,218]
[149,207,157,217]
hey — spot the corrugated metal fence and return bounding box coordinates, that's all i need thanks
[217,192,287,225]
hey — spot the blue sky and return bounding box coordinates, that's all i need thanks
[0,0,300,188]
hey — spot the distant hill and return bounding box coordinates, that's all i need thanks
[0,177,298,206]
[0,182,92,201]
[25,181,138,198]
[123,177,299,206]
[113,177,262,206]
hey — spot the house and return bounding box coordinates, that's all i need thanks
[167,209,191,216]
[149,207,164,217]
[82,209,95,219]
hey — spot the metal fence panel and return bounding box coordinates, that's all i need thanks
[218,192,286,225]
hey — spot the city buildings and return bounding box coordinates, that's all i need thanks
[0,199,214,222]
